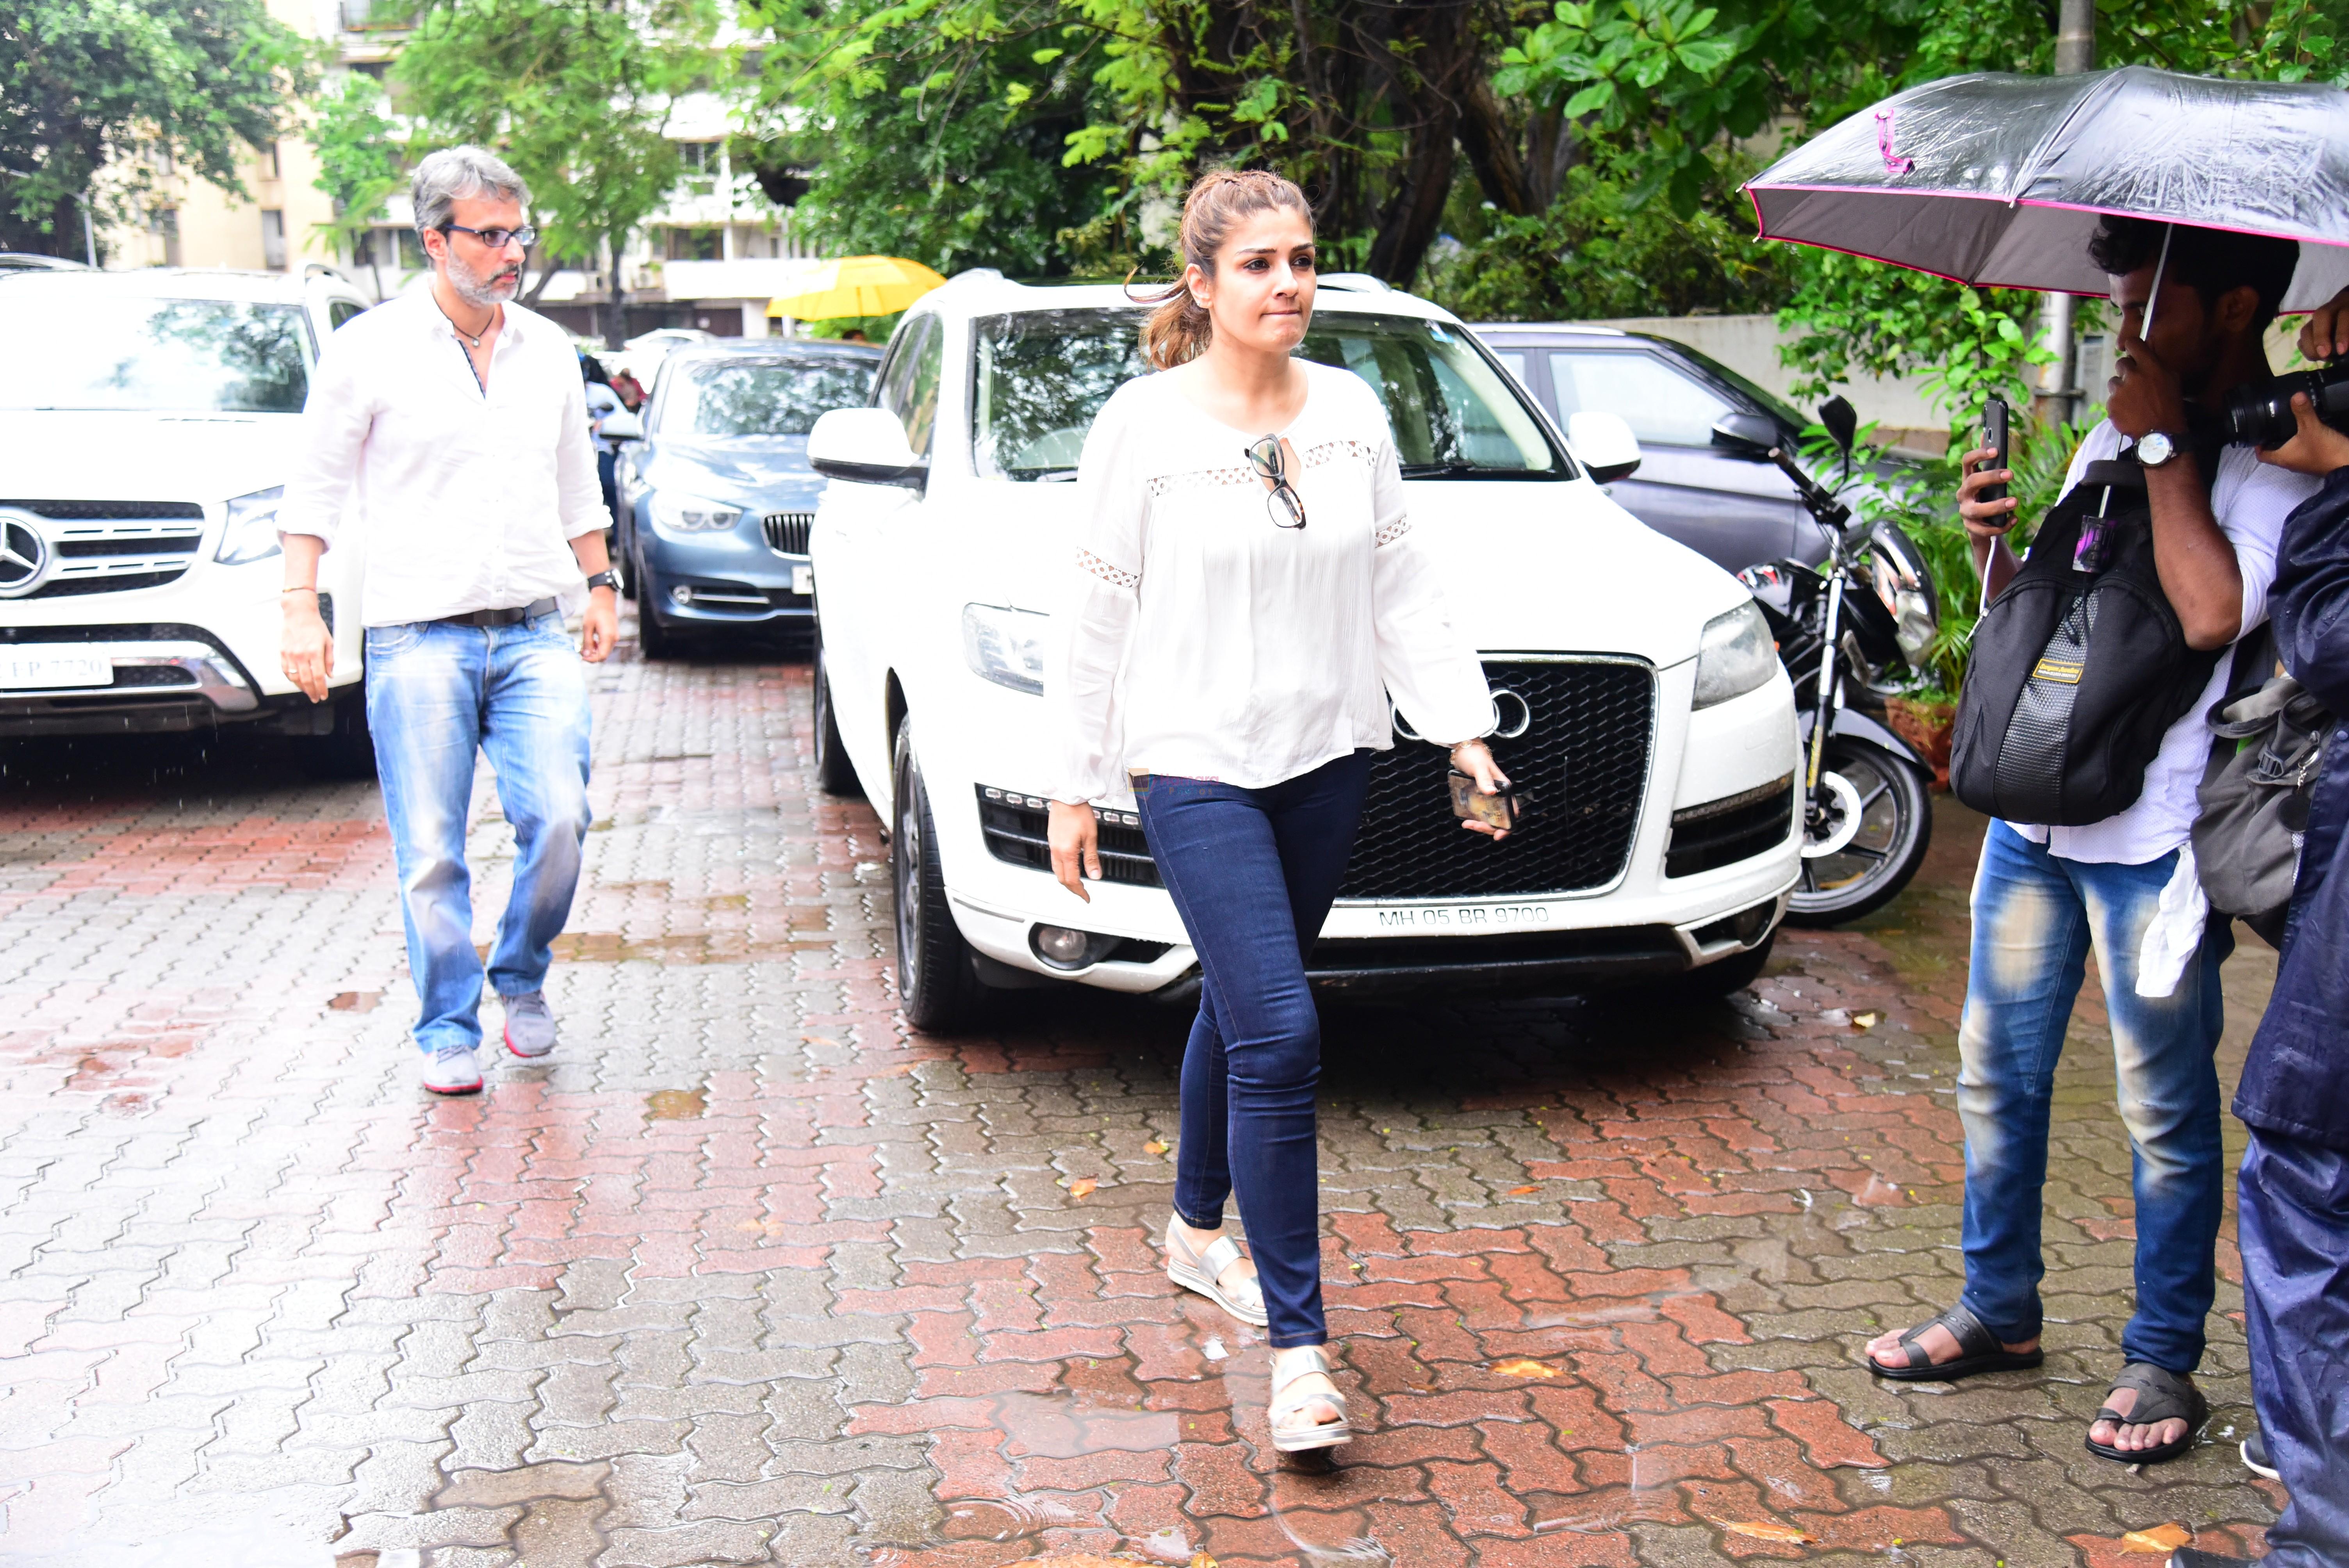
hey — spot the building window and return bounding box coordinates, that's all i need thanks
[154,206,182,267]
[357,228,427,273]
[265,141,282,179]
[677,140,718,194]
[665,226,721,262]
[261,209,288,271]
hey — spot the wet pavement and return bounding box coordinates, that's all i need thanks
[0,628,2292,1566]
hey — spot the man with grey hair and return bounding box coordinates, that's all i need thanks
[277,144,621,1095]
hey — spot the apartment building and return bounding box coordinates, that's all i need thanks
[101,0,819,342]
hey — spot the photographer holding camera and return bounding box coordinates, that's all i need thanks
[1862,218,2321,1469]
[2176,292,2349,1568]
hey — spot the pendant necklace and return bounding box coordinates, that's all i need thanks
[437,294,496,349]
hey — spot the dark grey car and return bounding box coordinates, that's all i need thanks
[1473,324,1830,573]
[614,340,881,657]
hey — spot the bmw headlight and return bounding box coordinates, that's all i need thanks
[962,602,1048,695]
[1692,600,1777,709]
[216,486,284,565]
[649,492,744,535]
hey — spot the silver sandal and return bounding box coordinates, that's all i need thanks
[1165,1217,1269,1327]
[1268,1345,1352,1454]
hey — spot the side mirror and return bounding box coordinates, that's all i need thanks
[1567,411,1642,485]
[1710,411,1780,460]
[808,407,927,489]
[1819,395,1858,456]
[599,408,644,442]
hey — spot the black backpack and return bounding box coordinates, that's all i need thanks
[1951,435,2226,826]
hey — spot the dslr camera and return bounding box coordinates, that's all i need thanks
[2225,362,2349,449]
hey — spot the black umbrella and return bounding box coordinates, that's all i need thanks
[1747,66,2349,310]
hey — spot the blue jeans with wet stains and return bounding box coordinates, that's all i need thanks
[366,609,592,1056]
[1955,821,2232,1372]
[1134,750,1374,1350]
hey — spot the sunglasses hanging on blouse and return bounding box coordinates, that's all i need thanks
[1244,435,1308,529]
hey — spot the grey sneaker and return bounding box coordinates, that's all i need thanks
[421,1046,483,1095]
[2242,1431,2278,1479]
[501,991,558,1059]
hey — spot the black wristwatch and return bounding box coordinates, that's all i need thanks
[2137,431,2185,468]
[585,570,619,593]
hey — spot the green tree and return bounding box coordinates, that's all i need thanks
[745,0,1120,278]
[1,0,313,257]
[394,0,725,344]
[304,71,403,265]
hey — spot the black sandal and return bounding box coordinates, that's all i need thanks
[1867,1303,2044,1382]
[2085,1362,2206,1466]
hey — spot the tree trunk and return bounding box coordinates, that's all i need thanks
[607,228,627,350]
[1458,79,1532,218]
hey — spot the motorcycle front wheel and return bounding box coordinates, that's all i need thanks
[1784,737,1933,928]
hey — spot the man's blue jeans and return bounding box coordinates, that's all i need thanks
[1956,821,2231,1372]
[1134,750,1374,1350]
[365,611,592,1055]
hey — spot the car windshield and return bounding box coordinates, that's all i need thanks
[971,308,1567,480]
[0,287,309,412]
[663,357,875,437]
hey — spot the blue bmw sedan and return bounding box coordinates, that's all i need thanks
[614,340,882,657]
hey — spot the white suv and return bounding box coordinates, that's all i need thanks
[806,273,1802,1029]
[0,267,375,769]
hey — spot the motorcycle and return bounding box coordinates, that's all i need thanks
[1716,397,1940,927]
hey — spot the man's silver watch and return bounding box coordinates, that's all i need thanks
[2137,431,2183,468]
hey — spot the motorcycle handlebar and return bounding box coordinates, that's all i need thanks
[1767,446,1854,531]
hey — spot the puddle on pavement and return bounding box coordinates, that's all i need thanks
[551,929,835,964]
[645,1085,707,1119]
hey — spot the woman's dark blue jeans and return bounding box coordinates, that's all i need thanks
[1134,749,1374,1350]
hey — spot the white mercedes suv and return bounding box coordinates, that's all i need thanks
[0,266,375,769]
[805,272,1802,1029]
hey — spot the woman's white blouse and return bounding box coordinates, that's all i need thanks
[1045,360,1495,804]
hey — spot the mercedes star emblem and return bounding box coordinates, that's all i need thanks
[0,510,50,599]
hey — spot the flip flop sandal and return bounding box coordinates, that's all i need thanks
[1268,1345,1352,1454]
[2085,1361,2207,1466]
[1165,1218,1269,1327]
[1868,1303,2045,1382]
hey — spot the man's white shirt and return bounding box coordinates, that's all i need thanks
[2004,419,2320,864]
[278,289,607,627]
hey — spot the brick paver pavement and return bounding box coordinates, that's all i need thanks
[0,629,2293,1566]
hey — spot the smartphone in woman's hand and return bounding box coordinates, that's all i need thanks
[1448,769,1526,832]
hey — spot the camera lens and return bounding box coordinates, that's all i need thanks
[2226,363,2349,450]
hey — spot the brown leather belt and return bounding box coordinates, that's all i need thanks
[436,597,559,628]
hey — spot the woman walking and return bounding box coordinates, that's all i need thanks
[1044,169,1510,1453]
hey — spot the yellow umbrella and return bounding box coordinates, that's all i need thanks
[766,255,948,321]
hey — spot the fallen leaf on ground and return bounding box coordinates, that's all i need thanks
[1505,1184,1541,1196]
[801,1033,839,1046]
[872,1062,914,1077]
[2123,1526,2192,1553]
[1720,1520,1809,1543]
[1066,1177,1098,1199]
[1144,1139,1169,1155]
[1853,1010,1882,1029]
[1004,1556,1158,1568]
[1492,1358,1561,1378]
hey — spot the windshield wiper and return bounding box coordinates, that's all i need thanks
[1398,460,1482,478]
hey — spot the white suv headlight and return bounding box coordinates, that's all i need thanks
[1692,600,1777,709]
[962,602,1048,695]
[216,486,284,565]
[649,492,744,535]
